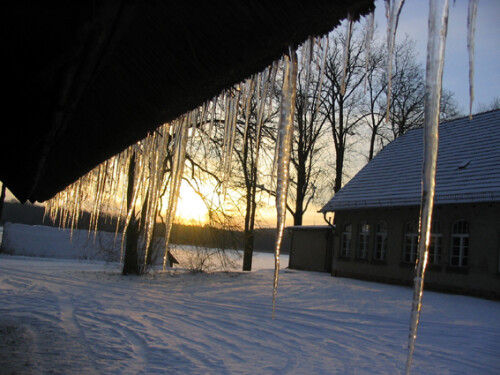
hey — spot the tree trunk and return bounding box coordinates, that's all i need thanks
[242,228,254,271]
[334,151,344,193]
[293,192,304,226]
[0,183,6,222]
[122,153,140,275]
[368,127,377,161]
[122,218,140,275]
[242,169,257,271]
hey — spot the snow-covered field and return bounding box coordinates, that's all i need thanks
[1,224,499,374]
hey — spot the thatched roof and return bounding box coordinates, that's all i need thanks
[1,1,374,203]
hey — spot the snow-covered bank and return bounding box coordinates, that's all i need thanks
[1,222,123,261]
[0,223,285,271]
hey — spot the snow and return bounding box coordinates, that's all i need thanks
[1,224,500,374]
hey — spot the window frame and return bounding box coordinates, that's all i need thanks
[357,221,370,260]
[427,220,442,266]
[450,219,469,268]
[374,221,388,261]
[403,220,419,264]
[340,223,352,258]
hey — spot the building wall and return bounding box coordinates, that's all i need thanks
[331,203,500,299]
[288,226,334,273]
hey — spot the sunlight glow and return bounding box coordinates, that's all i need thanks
[175,182,209,225]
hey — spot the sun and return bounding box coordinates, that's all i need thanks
[175,182,209,225]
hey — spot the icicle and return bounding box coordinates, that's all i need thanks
[340,15,354,96]
[227,90,240,173]
[267,60,280,120]
[208,96,217,141]
[405,1,449,374]
[303,36,314,105]
[242,76,255,149]
[364,10,376,93]
[272,51,298,319]
[220,89,241,199]
[385,0,406,121]
[315,35,329,115]
[256,68,271,147]
[162,116,190,271]
[467,0,478,119]
[143,128,168,265]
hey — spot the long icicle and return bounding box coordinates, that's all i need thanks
[315,35,329,115]
[272,51,298,319]
[340,15,353,96]
[405,1,449,373]
[385,0,406,122]
[163,116,190,271]
[364,10,376,93]
[467,0,478,119]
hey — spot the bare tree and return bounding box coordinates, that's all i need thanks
[234,91,277,271]
[363,36,461,159]
[288,66,329,225]
[204,83,278,271]
[322,27,367,193]
[475,97,500,113]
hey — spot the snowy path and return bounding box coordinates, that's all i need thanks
[1,255,499,374]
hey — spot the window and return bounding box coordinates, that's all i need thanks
[428,221,442,265]
[450,219,469,267]
[374,221,387,261]
[357,221,370,259]
[340,223,352,258]
[403,221,419,263]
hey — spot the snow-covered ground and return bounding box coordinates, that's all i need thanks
[1,224,499,374]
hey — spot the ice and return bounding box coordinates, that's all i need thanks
[467,0,478,119]
[385,0,406,121]
[315,35,329,114]
[267,60,280,120]
[163,116,190,271]
[302,36,314,107]
[364,11,376,93]
[242,77,255,149]
[272,51,298,319]
[220,89,241,200]
[340,15,354,96]
[405,1,450,374]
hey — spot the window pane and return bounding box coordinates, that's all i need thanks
[450,220,469,267]
[341,224,352,257]
[358,222,370,259]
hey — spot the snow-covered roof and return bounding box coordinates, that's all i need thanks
[320,110,500,212]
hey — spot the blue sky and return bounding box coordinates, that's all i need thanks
[373,0,500,113]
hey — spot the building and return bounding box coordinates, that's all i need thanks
[290,110,500,299]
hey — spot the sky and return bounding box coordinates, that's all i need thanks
[375,0,500,113]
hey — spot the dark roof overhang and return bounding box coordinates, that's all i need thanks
[1,0,374,203]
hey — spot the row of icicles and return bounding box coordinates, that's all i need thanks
[44,1,479,373]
